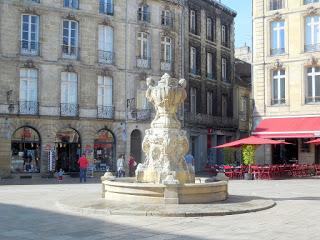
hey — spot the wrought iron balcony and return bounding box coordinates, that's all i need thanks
[61,45,79,60]
[137,57,151,69]
[97,105,114,119]
[185,112,238,129]
[128,109,151,121]
[18,101,39,115]
[99,2,114,15]
[271,98,286,105]
[20,41,40,56]
[161,15,173,28]
[137,10,150,23]
[60,103,79,117]
[160,60,172,72]
[305,44,320,52]
[98,50,115,64]
[190,67,201,76]
[306,96,320,104]
[271,48,285,56]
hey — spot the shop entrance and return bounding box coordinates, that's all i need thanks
[315,145,320,164]
[11,126,41,173]
[94,129,115,171]
[130,130,142,163]
[272,138,298,164]
[55,128,81,172]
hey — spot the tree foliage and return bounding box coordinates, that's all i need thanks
[242,145,256,166]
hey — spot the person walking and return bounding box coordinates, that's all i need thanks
[77,153,89,183]
[128,154,137,177]
[117,154,125,178]
[57,168,64,183]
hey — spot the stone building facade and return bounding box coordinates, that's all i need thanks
[0,0,184,177]
[252,0,320,165]
[183,0,237,171]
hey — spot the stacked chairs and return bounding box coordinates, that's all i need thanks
[315,164,320,176]
[223,165,234,179]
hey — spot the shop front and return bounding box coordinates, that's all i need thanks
[94,129,115,172]
[253,117,320,164]
[11,126,41,173]
[55,128,81,172]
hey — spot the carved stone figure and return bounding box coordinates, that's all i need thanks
[136,73,195,184]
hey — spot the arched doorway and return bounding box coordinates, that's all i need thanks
[11,126,41,173]
[94,129,115,171]
[130,130,142,163]
[55,128,81,172]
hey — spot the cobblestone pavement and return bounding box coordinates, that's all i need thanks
[0,178,320,240]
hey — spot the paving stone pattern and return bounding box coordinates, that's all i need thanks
[1,178,320,240]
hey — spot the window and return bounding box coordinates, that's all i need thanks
[137,90,149,110]
[221,24,228,46]
[271,21,285,55]
[206,17,213,41]
[97,76,113,119]
[98,25,114,64]
[160,36,172,71]
[21,14,39,55]
[272,69,286,105]
[222,94,227,117]
[190,87,197,114]
[305,16,320,52]
[240,97,247,121]
[137,32,150,68]
[190,47,198,75]
[61,72,78,116]
[63,0,79,9]
[161,10,172,27]
[99,0,113,15]
[190,10,196,34]
[222,57,227,81]
[305,0,320,3]
[62,20,79,59]
[207,52,213,79]
[19,68,38,115]
[270,0,284,10]
[306,66,320,103]
[137,5,150,22]
[207,91,213,115]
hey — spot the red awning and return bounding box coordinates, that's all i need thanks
[214,136,290,149]
[252,117,320,138]
[306,138,320,145]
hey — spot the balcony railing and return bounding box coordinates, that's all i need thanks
[185,112,238,128]
[128,109,151,121]
[305,44,320,52]
[160,60,172,72]
[271,48,285,55]
[306,96,320,103]
[190,67,201,76]
[60,103,79,117]
[61,45,79,60]
[137,57,151,69]
[137,10,150,23]
[18,101,39,115]
[99,2,114,15]
[271,99,286,105]
[161,15,173,28]
[97,105,114,119]
[98,50,115,64]
[20,41,40,56]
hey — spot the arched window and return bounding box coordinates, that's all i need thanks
[11,127,41,173]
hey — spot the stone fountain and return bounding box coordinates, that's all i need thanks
[102,74,228,204]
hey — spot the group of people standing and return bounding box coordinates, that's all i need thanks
[116,154,137,178]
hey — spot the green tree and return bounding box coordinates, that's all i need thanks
[242,145,256,166]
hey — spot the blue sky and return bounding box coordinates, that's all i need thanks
[220,0,252,48]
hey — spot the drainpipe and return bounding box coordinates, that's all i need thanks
[124,0,129,157]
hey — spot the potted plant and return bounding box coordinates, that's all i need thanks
[242,144,256,180]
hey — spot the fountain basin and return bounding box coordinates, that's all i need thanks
[101,177,228,204]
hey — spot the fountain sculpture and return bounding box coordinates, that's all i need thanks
[102,74,228,204]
